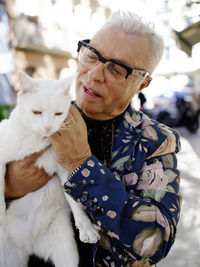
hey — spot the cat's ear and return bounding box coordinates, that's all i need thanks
[18,71,36,94]
[58,74,76,95]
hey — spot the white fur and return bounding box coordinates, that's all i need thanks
[0,72,99,267]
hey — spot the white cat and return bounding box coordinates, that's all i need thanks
[0,71,99,267]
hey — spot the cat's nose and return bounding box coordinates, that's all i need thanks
[45,126,52,132]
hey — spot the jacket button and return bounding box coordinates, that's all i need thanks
[80,195,88,203]
[90,204,98,211]
[85,200,93,207]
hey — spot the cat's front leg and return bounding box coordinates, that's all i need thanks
[0,163,6,221]
[66,194,100,244]
[32,209,79,267]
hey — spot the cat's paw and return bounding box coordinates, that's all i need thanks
[79,223,100,244]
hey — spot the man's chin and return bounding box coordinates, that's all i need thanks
[81,106,100,118]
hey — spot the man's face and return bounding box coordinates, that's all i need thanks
[75,25,152,120]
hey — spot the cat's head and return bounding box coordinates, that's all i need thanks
[17,71,73,136]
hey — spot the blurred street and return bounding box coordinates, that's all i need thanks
[158,125,200,267]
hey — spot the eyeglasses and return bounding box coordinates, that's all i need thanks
[77,39,150,83]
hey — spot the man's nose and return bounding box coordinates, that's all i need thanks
[87,61,106,83]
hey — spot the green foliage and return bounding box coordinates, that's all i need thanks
[0,104,14,121]
[165,0,200,7]
[186,0,200,7]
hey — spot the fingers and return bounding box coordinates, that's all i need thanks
[69,105,83,122]
[63,105,77,125]
[48,104,86,143]
[23,147,49,164]
[61,105,84,130]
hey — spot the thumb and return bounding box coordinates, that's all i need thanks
[24,146,50,164]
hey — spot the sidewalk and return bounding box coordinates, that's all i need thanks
[158,126,200,267]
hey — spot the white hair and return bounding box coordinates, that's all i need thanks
[104,10,164,73]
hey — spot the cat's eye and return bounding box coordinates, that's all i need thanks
[32,110,42,115]
[55,112,63,116]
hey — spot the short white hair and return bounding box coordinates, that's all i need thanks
[104,10,164,73]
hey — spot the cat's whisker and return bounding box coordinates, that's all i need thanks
[60,124,71,131]
[60,126,67,131]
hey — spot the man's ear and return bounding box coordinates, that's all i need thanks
[138,77,152,92]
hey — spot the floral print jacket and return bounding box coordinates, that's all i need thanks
[64,104,181,267]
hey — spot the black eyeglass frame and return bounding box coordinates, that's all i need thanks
[77,39,150,79]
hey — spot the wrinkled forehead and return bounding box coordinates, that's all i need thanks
[90,25,151,71]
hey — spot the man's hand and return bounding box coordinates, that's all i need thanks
[5,150,52,199]
[48,105,92,173]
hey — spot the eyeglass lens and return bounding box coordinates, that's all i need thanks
[78,46,127,82]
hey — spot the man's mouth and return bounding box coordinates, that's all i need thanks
[83,85,101,97]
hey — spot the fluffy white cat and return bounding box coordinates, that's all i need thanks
[0,71,99,267]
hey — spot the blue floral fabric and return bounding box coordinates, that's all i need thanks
[64,104,181,266]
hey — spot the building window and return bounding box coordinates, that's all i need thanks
[187,75,194,88]
[25,67,35,77]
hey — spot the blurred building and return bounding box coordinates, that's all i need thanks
[118,0,200,109]
[6,0,111,96]
[150,0,200,97]
[5,0,200,104]
[0,0,14,104]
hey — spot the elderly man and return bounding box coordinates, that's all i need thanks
[5,10,181,267]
